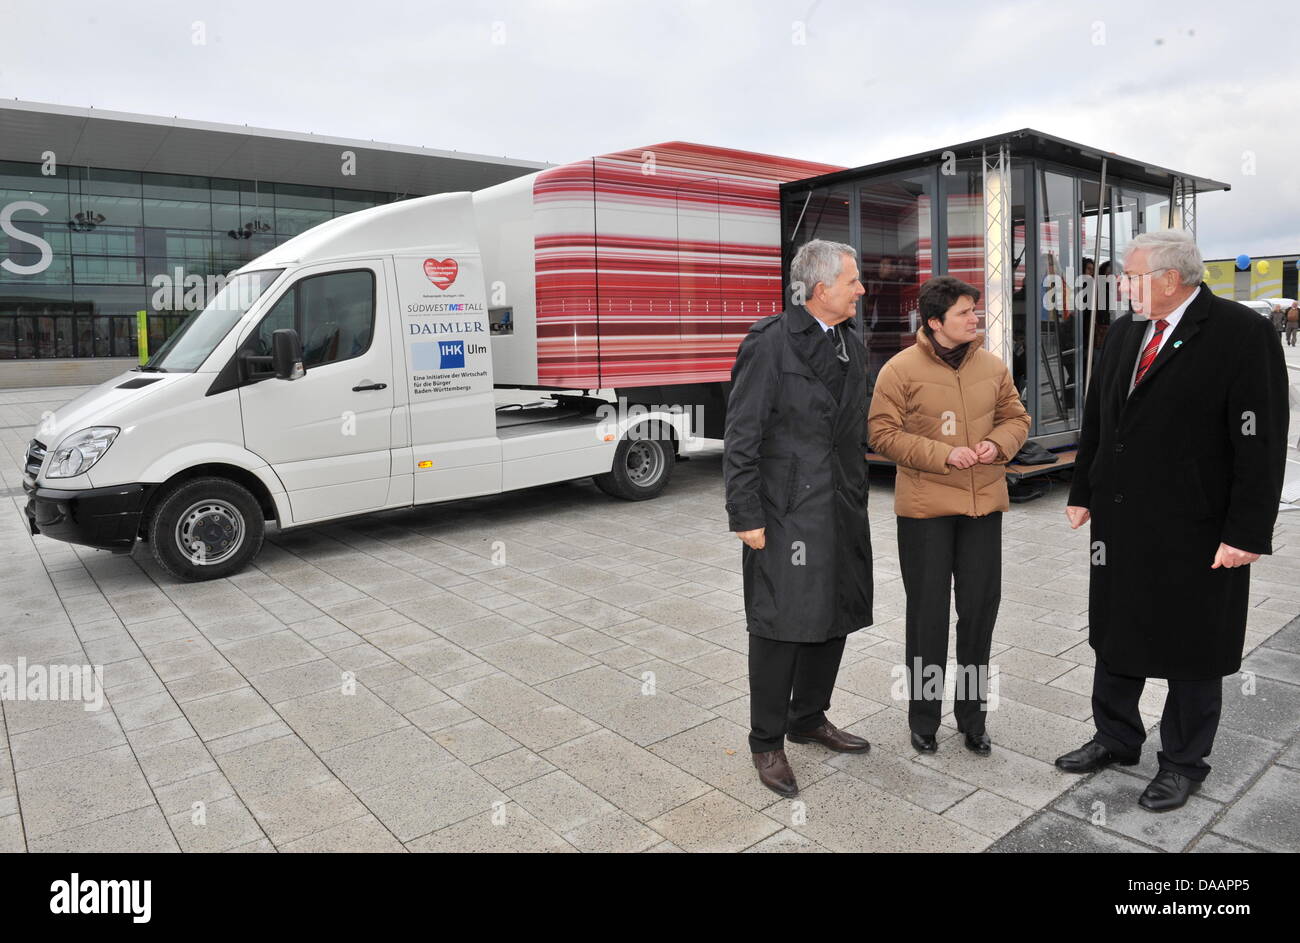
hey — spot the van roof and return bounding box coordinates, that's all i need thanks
[241,188,516,269]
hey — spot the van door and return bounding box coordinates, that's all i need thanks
[238,260,394,524]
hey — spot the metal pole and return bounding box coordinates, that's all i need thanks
[1084,159,1107,397]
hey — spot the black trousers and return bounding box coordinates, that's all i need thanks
[748,633,847,753]
[896,512,1002,737]
[1091,656,1222,781]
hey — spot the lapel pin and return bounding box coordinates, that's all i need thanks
[1172,340,1182,348]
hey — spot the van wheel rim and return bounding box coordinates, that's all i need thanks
[175,500,245,565]
[625,441,663,487]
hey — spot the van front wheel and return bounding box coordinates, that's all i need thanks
[148,477,265,582]
[593,423,674,500]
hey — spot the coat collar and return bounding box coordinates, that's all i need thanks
[783,305,862,410]
[914,327,979,370]
[1121,282,1211,404]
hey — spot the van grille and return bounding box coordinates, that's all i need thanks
[24,439,47,479]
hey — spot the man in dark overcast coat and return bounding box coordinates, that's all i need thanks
[723,238,874,798]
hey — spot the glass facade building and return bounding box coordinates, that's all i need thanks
[0,160,418,360]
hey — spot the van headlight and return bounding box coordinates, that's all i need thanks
[46,427,120,478]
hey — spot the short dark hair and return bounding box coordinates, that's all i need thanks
[918,276,980,335]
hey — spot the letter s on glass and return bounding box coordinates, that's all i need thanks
[1,202,54,275]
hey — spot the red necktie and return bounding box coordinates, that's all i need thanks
[1133,318,1169,386]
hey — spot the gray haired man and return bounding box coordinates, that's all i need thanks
[1059,229,1288,812]
[723,239,874,798]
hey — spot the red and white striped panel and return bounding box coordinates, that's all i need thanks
[533,142,842,388]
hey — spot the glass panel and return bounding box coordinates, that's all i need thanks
[142,197,212,230]
[211,177,254,205]
[274,206,332,237]
[333,189,391,214]
[147,268,282,371]
[1010,166,1029,406]
[111,316,137,358]
[1144,194,1173,232]
[0,160,72,193]
[15,317,36,358]
[53,315,75,357]
[0,287,77,358]
[784,185,852,247]
[250,288,296,356]
[298,270,375,367]
[35,315,55,358]
[0,316,15,359]
[860,173,932,387]
[71,168,144,229]
[74,285,148,318]
[944,162,985,324]
[1037,170,1077,434]
[72,255,145,285]
[143,228,215,259]
[0,184,69,219]
[69,225,142,256]
[74,314,94,357]
[0,251,72,285]
[1079,179,1112,385]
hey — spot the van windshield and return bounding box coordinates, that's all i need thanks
[144,269,283,372]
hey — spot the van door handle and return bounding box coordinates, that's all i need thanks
[352,382,387,392]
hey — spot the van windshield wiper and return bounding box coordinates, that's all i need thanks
[136,365,168,373]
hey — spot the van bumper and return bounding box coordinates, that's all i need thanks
[23,480,154,552]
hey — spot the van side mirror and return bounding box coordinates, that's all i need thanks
[271,329,305,380]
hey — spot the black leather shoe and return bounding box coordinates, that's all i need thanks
[1054,739,1139,773]
[1138,770,1200,812]
[910,732,937,754]
[963,731,992,756]
[752,749,799,798]
[787,720,870,754]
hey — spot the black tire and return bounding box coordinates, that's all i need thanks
[593,421,675,500]
[147,477,265,581]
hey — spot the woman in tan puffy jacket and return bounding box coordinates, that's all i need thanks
[867,276,1030,757]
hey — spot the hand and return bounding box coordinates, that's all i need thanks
[974,440,999,464]
[1211,543,1259,569]
[947,446,978,469]
[1065,506,1090,529]
[736,528,766,550]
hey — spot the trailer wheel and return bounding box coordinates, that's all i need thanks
[594,422,675,500]
[147,477,265,582]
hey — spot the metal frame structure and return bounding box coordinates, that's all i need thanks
[981,144,1013,371]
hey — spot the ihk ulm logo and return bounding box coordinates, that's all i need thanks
[439,340,465,368]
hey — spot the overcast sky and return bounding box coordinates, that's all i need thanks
[2,0,1296,259]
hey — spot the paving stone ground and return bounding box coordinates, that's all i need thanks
[2,344,1297,853]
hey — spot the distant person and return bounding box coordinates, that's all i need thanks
[868,275,1030,755]
[1287,302,1299,346]
[1271,304,1286,339]
[1058,230,1288,812]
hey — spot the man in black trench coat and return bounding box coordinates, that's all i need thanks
[1058,229,1289,811]
[723,239,874,798]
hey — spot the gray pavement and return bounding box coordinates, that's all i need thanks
[1,339,1297,853]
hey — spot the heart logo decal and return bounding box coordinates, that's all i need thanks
[423,258,458,290]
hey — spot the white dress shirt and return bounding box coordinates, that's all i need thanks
[1128,286,1199,393]
[808,310,836,335]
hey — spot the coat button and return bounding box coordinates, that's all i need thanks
[1114,443,1124,452]
[1114,493,1124,503]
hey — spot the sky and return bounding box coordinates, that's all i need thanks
[2,0,1296,259]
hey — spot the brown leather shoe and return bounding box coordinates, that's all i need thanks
[787,720,871,754]
[752,749,799,797]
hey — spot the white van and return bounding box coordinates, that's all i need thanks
[22,191,696,581]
